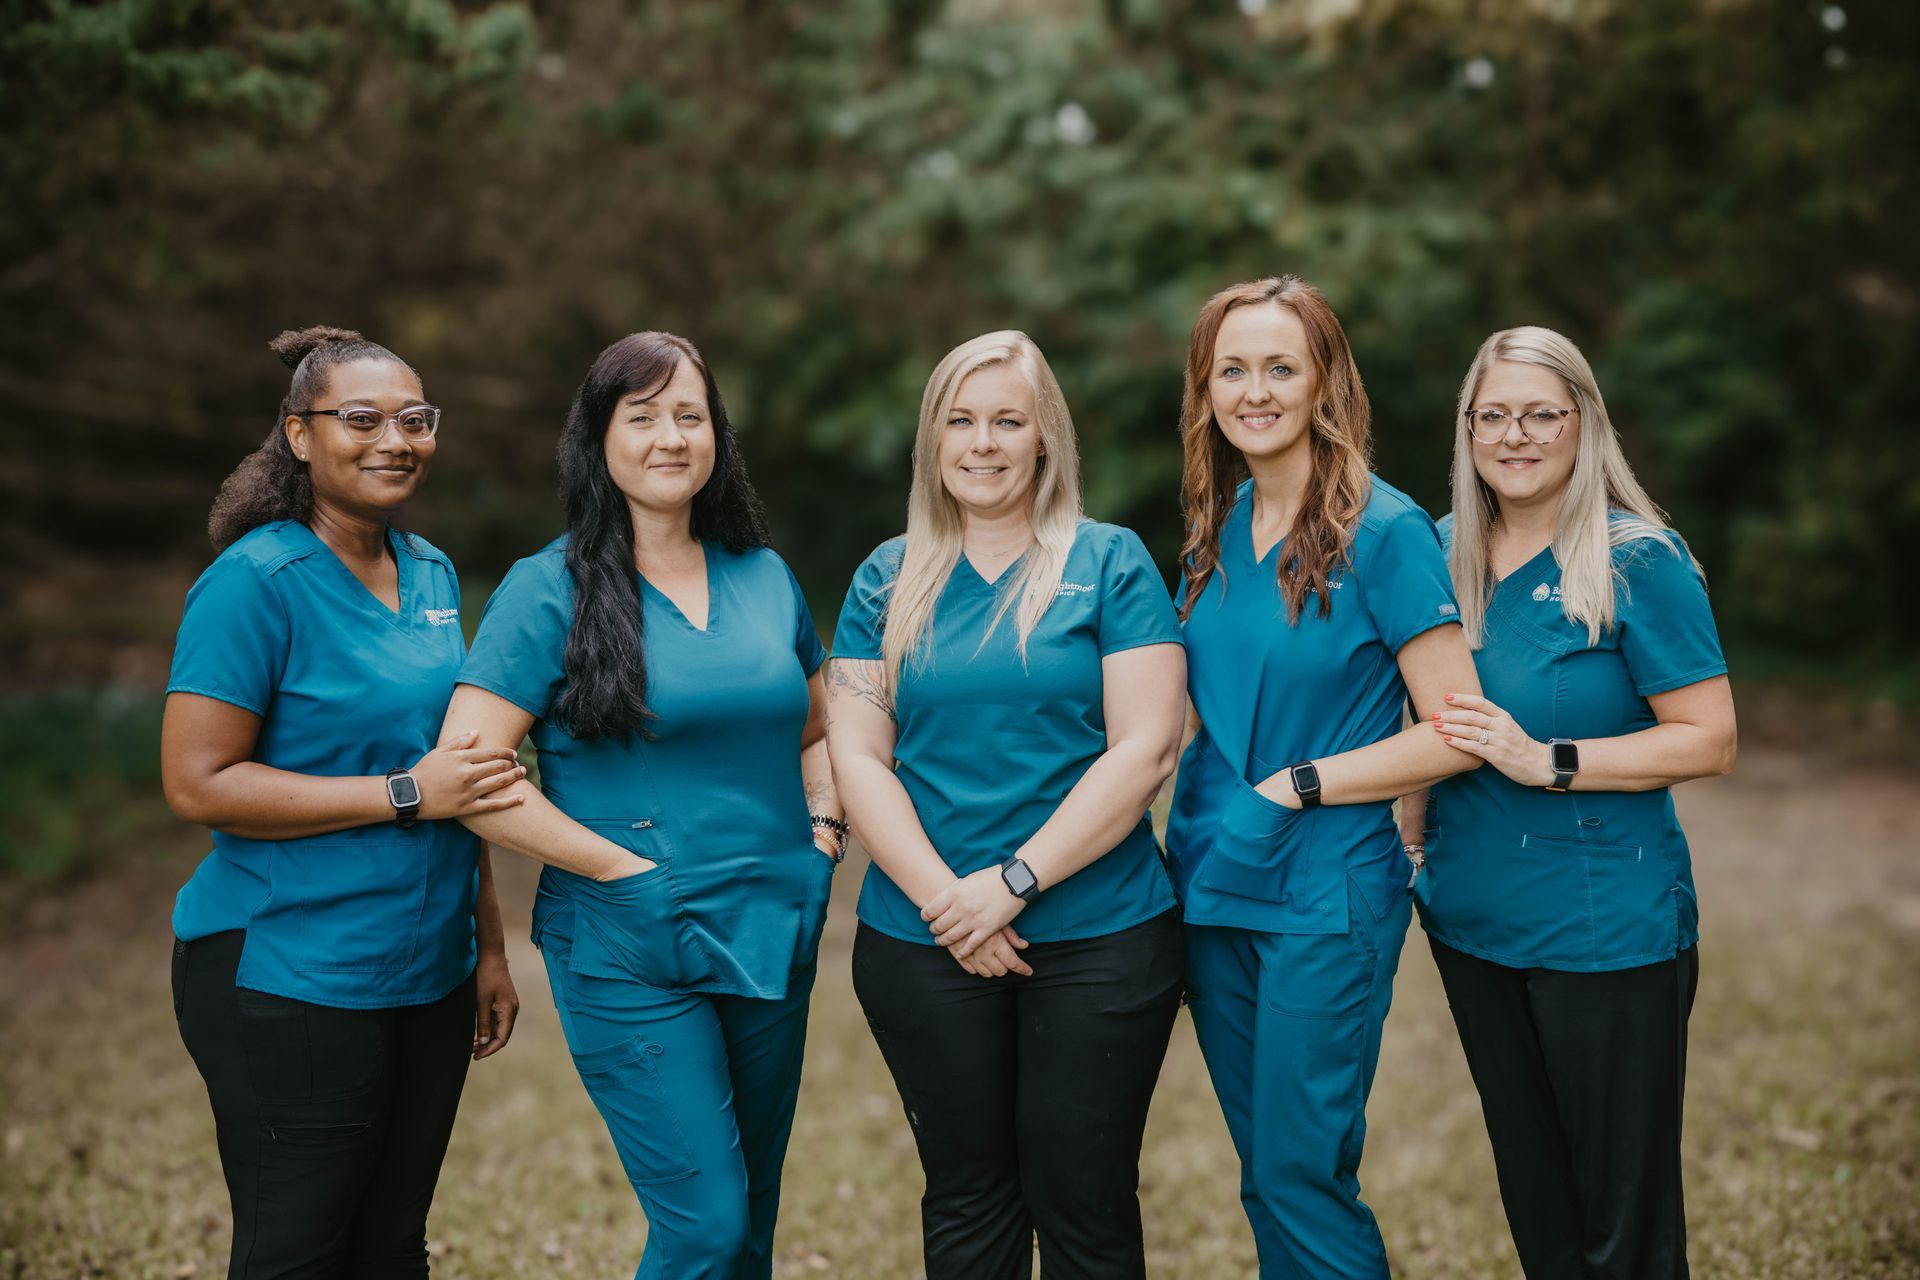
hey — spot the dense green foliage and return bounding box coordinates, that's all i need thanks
[2,0,1914,676]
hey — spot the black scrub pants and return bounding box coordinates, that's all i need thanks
[1429,937,1700,1280]
[851,910,1184,1280]
[173,930,476,1280]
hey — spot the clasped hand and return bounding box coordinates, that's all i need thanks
[1430,693,1556,786]
[412,731,527,819]
[921,867,1032,978]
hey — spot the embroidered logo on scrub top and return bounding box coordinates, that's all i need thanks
[423,608,460,626]
[1531,582,1562,604]
[1053,582,1096,596]
[1438,603,1457,616]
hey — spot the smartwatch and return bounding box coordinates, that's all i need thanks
[385,767,421,828]
[1286,760,1323,809]
[999,857,1040,903]
[1545,738,1579,793]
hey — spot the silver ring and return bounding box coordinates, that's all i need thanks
[1477,731,1490,745]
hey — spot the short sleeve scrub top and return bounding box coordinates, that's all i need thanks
[1417,517,1727,971]
[1166,480,1462,930]
[167,521,481,1008]
[832,521,1183,942]
[457,538,829,997]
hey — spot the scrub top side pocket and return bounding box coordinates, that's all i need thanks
[1197,775,1316,909]
[793,852,836,970]
[1524,833,1682,967]
[567,821,716,991]
[279,840,427,974]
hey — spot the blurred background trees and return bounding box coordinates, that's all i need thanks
[3,0,1915,688]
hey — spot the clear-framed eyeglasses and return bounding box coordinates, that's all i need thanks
[300,405,441,440]
[1465,407,1572,444]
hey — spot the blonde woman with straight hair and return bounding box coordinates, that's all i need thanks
[1163,276,1485,1279]
[827,330,1187,1279]
[1407,325,1737,1280]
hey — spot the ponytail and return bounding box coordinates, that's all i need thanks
[206,326,413,551]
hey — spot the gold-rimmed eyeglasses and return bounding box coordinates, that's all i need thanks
[1465,407,1572,444]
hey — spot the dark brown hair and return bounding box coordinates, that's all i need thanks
[552,332,770,740]
[205,326,414,551]
[1177,276,1374,621]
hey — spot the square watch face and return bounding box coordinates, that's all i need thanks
[1551,742,1579,773]
[389,775,421,807]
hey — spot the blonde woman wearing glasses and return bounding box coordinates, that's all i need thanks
[827,331,1187,1279]
[1406,326,1737,1280]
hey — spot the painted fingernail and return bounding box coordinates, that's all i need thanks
[1445,694,1455,702]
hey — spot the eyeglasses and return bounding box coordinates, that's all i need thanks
[1465,407,1572,444]
[300,405,441,440]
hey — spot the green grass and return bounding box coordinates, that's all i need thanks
[2,750,1917,1278]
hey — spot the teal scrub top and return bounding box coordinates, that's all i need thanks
[832,521,1182,944]
[458,537,828,1000]
[1165,478,1461,935]
[167,521,480,1009]
[1416,516,1727,972]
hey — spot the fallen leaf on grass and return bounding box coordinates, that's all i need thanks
[1774,1124,1821,1151]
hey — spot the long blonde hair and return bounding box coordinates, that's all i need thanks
[880,331,1085,689]
[1449,326,1696,647]
[1177,276,1374,621]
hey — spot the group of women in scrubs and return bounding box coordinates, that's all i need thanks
[164,276,1734,1280]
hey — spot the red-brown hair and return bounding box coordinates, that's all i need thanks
[1177,275,1374,621]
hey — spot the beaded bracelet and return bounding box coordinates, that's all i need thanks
[810,813,851,839]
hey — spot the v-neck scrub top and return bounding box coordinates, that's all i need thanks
[1166,478,1461,935]
[457,537,828,1000]
[1416,516,1726,972]
[167,521,481,1009]
[832,521,1183,945]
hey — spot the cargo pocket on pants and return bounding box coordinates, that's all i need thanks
[569,1034,699,1186]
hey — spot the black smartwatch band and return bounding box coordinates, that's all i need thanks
[1000,857,1040,903]
[385,767,421,828]
[1287,760,1323,809]
[1546,738,1579,793]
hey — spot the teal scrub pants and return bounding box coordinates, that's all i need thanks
[1185,873,1413,1279]
[538,916,814,1280]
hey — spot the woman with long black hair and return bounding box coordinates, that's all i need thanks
[440,332,840,1278]
[163,326,526,1278]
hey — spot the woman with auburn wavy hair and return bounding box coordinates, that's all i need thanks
[1163,277,1483,1278]
[828,331,1187,1279]
[1404,327,1735,1279]
[439,332,842,1278]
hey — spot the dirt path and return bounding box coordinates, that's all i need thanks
[3,747,1916,1278]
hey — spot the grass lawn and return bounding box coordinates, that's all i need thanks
[2,747,1916,1278]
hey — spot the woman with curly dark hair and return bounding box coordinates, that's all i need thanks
[163,327,528,1277]
[440,332,842,1278]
